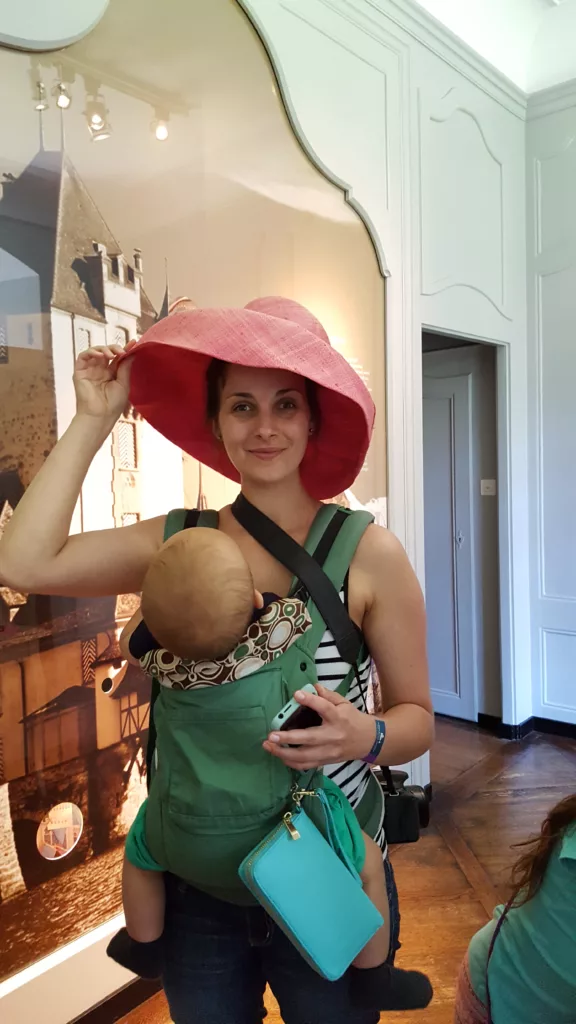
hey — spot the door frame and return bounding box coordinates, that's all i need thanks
[422,361,478,722]
[387,324,519,731]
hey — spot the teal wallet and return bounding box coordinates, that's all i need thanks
[238,790,384,981]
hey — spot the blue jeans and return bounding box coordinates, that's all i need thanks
[162,858,401,1024]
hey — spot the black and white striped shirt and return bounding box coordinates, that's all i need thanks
[316,608,387,858]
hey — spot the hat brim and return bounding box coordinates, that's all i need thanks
[127,307,375,501]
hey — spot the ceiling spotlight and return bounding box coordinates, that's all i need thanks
[151,109,169,142]
[55,82,72,109]
[34,82,48,112]
[91,123,112,142]
[85,94,112,142]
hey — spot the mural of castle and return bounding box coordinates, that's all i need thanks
[0,147,184,981]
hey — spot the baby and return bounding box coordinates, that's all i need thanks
[107,528,431,1012]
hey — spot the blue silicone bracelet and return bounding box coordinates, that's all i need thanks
[362,719,386,764]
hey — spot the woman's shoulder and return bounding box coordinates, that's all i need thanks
[355,522,402,556]
[348,523,423,627]
[352,523,415,588]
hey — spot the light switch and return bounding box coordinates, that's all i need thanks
[481,479,497,496]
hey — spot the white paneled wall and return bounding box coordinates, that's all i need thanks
[527,84,576,725]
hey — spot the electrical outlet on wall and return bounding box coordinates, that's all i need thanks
[481,479,497,497]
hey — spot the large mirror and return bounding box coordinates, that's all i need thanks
[0,0,385,982]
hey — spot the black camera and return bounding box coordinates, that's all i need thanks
[374,768,431,844]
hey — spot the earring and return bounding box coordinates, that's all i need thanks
[308,425,315,436]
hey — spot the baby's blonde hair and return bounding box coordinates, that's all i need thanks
[141,528,254,661]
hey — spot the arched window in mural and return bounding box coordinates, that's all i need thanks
[36,803,83,861]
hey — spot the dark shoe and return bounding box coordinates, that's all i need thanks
[349,963,433,1011]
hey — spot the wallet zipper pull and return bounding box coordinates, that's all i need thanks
[283,812,301,840]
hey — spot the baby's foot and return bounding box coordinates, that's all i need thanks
[349,963,433,1011]
[106,927,164,980]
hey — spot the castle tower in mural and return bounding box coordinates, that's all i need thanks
[0,149,182,959]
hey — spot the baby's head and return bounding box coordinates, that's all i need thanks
[141,529,256,661]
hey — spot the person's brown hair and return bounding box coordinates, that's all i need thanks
[205,358,321,430]
[206,358,228,423]
[509,792,576,906]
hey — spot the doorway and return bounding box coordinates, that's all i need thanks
[422,335,501,723]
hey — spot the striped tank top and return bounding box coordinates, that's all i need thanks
[316,590,387,859]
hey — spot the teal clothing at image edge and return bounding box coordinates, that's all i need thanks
[468,824,576,1022]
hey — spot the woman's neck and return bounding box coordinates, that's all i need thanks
[239,477,321,537]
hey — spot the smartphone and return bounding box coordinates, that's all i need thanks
[271,683,322,733]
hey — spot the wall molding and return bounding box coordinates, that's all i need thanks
[238,0,397,279]
[534,265,576,608]
[528,77,576,120]
[541,627,576,716]
[534,139,576,258]
[478,712,576,742]
[419,93,510,318]
[334,0,527,118]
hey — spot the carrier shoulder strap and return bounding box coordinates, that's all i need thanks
[319,508,375,595]
[164,507,219,540]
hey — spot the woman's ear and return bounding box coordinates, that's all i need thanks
[212,420,222,442]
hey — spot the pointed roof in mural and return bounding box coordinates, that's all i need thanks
[0,149,156,332]
[156,258,170,321]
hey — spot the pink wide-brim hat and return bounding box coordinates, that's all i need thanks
[125,296,375,500]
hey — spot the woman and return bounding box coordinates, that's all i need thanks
[0,296,433,1024]
[455,793,576,1023]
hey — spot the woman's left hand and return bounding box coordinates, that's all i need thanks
[263,684,377,770]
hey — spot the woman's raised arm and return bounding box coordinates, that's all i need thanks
[0,344,165,597]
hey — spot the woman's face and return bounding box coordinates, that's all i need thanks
[216,365,312,487]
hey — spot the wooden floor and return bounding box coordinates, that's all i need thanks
[119,718,576,1023]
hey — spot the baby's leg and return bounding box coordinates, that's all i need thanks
[123,855,165,942]
[354,832,390,968]
[106,849,166,979]
[348,831,433,1012]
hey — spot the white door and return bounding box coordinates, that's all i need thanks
[423,372,477,720]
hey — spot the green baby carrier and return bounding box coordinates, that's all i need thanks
[144,497,383,904]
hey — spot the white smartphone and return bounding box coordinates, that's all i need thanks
[271,683,322,734]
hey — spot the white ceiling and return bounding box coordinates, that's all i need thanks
[414,0,576,93]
